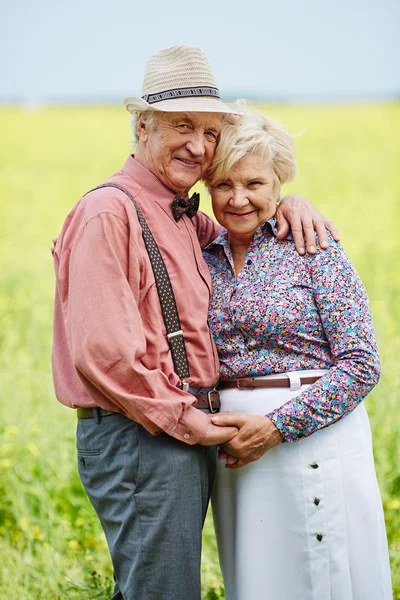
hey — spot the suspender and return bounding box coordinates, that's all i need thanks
[85,183,190,390]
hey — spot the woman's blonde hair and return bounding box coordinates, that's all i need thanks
[205,107,297,187]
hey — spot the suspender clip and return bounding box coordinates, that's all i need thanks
[167,330,184,339]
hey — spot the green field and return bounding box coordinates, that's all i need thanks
[1,103,399,599]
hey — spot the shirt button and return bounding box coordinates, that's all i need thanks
[246,259,252,265]
[183,433,190,439]
[309,462,319,469]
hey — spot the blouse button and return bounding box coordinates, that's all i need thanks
[314,498,321,506]
[316,534,323,542]
[246,259,252,265]
[183,433,190,439]
[309,462,319,469]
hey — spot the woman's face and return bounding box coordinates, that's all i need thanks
[210,154,279,239]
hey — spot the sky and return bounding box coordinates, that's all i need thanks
[1,0,399,103]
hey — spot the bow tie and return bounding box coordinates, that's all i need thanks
[171,193,200,222]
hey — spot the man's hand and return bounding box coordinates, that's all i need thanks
[210,413,283,468]
[277,195,340,255]
[199,417,238,447]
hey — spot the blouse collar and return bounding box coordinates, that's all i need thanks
[205,218,277,250]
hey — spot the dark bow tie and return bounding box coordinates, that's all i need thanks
[172,192,200,222]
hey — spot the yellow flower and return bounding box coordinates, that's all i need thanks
[4,425,19,438]
[28,444,39,457]
[67,540,80,550]
[0,444,11,455]
[20,516,30,532]
[32,525,44,541]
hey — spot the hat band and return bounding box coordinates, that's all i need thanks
[142,86,221,105]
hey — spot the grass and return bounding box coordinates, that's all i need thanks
[0,102,399,598]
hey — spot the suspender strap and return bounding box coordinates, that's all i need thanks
[84,183,190,386]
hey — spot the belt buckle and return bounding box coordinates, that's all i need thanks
[237,378,255,390]
[207,389,218,413]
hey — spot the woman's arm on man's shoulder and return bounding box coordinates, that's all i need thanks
[276,195,340,255]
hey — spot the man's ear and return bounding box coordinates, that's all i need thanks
[137,115,149,142]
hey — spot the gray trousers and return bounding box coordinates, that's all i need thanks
[76,412,216,600]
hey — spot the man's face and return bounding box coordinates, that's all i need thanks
[137,112,223,195]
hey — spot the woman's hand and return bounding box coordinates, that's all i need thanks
[277,194,340,255]
[211,413,283,469]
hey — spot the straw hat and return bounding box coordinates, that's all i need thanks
[124,46,241,115]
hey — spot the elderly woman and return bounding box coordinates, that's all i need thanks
[203,111,392,600]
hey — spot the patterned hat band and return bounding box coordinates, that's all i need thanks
[141,86,221,105]
[124,46,242,115]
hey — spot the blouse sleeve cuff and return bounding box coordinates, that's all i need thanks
[267,408,307,443]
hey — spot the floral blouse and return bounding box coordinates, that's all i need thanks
[203,220,381,442]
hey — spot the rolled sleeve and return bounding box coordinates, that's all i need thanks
[167,406,209,445]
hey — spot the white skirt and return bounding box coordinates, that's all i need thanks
[212,370,392,600]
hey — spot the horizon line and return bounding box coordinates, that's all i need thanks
[1,90,399,106]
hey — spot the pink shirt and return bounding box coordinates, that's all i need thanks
[52,156,221,444]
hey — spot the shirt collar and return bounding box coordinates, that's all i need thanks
[205,217,277,250]
[267,217,278,236]
[121,155,178,220]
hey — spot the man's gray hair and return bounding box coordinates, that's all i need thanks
[130,111,158,147]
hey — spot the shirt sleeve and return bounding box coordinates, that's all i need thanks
[65,211,208,444]
[267,239,381,442]
[192,211,222,248]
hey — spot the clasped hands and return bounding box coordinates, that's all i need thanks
[200,413,284,469]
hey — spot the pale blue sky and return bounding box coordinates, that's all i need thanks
[1,0,399,103]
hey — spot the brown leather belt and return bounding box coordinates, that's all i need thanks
[194,390,220,412]
[77,408,117,419]
[77,390,221,419]
[219,375,322,390]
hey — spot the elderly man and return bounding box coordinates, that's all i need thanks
[52,46,338,600]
